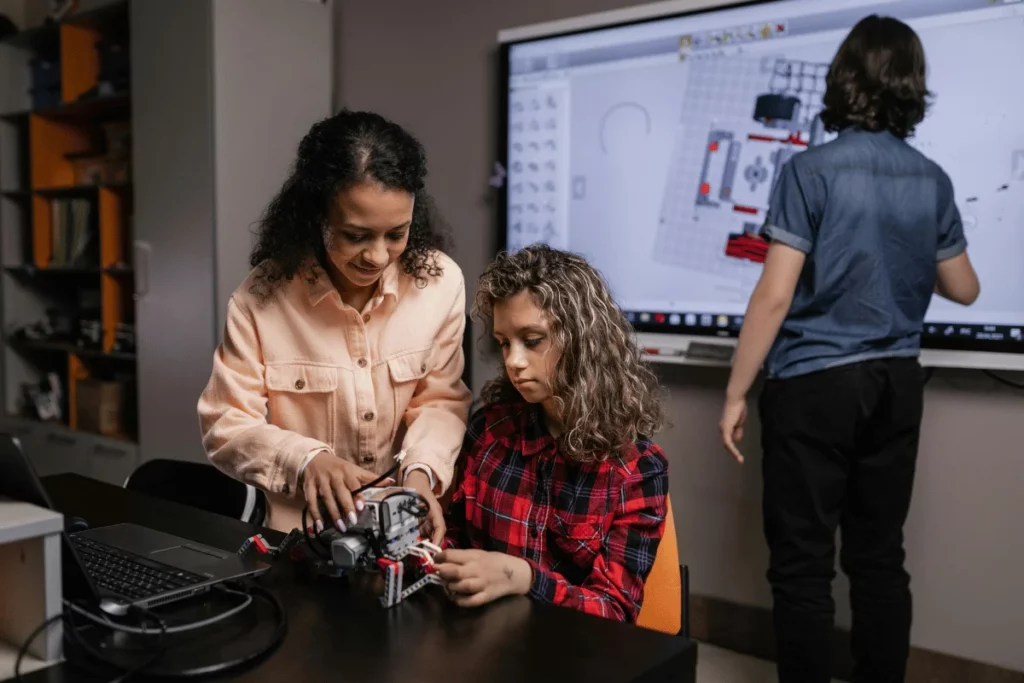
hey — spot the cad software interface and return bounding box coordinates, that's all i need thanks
[505,0,1024,351]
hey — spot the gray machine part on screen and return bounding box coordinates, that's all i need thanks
[697,58,830,216]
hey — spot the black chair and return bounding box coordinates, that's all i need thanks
[462,313,473,389]
[680,565,691,639]
[124,459,266,525]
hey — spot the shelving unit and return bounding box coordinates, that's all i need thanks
[0,0,137,478]
[0,0,333,483]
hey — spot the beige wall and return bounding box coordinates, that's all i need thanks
[335,0,1024,672]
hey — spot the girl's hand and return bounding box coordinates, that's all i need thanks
[435,549,532,608]
[403,469,446,545]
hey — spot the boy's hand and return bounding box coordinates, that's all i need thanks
[719,395,748,464]
[435,549,532,608]
[403,469,445,545]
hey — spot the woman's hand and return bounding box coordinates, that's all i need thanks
[403,469,446,545]
[434,549,532,608]
[302,452,392,533]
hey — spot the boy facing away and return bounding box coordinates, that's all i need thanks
[719,15,979,683]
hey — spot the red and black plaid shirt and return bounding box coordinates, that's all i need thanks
[444,401,669,623]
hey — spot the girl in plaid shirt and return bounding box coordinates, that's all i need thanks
[436,245,670,623]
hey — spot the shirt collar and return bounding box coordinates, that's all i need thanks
[519,403,557,458]
[307,260,401,308]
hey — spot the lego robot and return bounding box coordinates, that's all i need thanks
[305,486,445,607]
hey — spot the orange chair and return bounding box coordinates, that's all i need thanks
[636,494,688,636]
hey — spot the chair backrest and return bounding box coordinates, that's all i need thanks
[636,494,682,635]
[462,313,473,389]
[124,459,262,524]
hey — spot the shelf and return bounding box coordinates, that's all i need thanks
[7,339,135,362]
[32,182,130,198]
[64,1,129,34]
[0,110,30,122]
[0,23,58,52]
[0,1,126,50]
[4,265,133,277]
[1,93,131,124]
[1,184,129,200]
[2,413,138,446]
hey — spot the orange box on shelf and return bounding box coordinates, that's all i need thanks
[75,379,123,437]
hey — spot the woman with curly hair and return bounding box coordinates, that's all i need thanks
[436,244,669,623]
[717,16,978,683]
[198,110,471,540]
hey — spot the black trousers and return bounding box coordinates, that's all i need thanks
[760,358,925,683]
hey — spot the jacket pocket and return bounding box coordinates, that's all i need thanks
[386,345,433,442]
[265,364,337,446]
[386,345,433,383]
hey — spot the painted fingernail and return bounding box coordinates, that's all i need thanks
[384,478,396,485]
[336,519,347,533]
[356,500,365,512]
[348,511,358,527]
[315,519,324,534]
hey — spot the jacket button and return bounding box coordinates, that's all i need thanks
[529,527,538,538]
[363,411,374,421]
[361,455,373,464]
[358,358,367,368]
[362,314,370,323]
[294,379,305,390]
[420,363,426,372]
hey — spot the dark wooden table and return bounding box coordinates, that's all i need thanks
[22,473,697,682]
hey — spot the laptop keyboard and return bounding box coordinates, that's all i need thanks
[71,535,207,601]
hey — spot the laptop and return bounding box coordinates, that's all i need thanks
[0,434,270,611]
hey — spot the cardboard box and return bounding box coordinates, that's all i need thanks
[76,380,123,436]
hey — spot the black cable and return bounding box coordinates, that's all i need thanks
[64,604,168,683]
[64,582,285,680]
[65,586,253,634]
[985,370,1024,390]
[13,611,64,682]
[352,462,401,495]
[150,582,287,678]
[16,582,284,681]
[301,504,331,561]
[115,607,168,682]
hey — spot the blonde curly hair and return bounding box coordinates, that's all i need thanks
[474,244,665,462]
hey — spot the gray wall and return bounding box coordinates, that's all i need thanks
[212,0,334,334]
[132,0,218,466]
[335,0,1024,672]
[133,0,333,466]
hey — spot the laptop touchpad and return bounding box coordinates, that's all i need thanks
[150,544,223,570]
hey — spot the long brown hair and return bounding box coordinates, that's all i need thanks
[474,245,665,462]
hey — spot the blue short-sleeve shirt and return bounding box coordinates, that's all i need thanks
[762,127,967,379]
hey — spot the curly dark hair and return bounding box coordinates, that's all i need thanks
[820,15,931,139]
[248,109,450,300]
[474,245,666,463]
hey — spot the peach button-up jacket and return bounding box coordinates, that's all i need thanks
[197,252,472,532]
